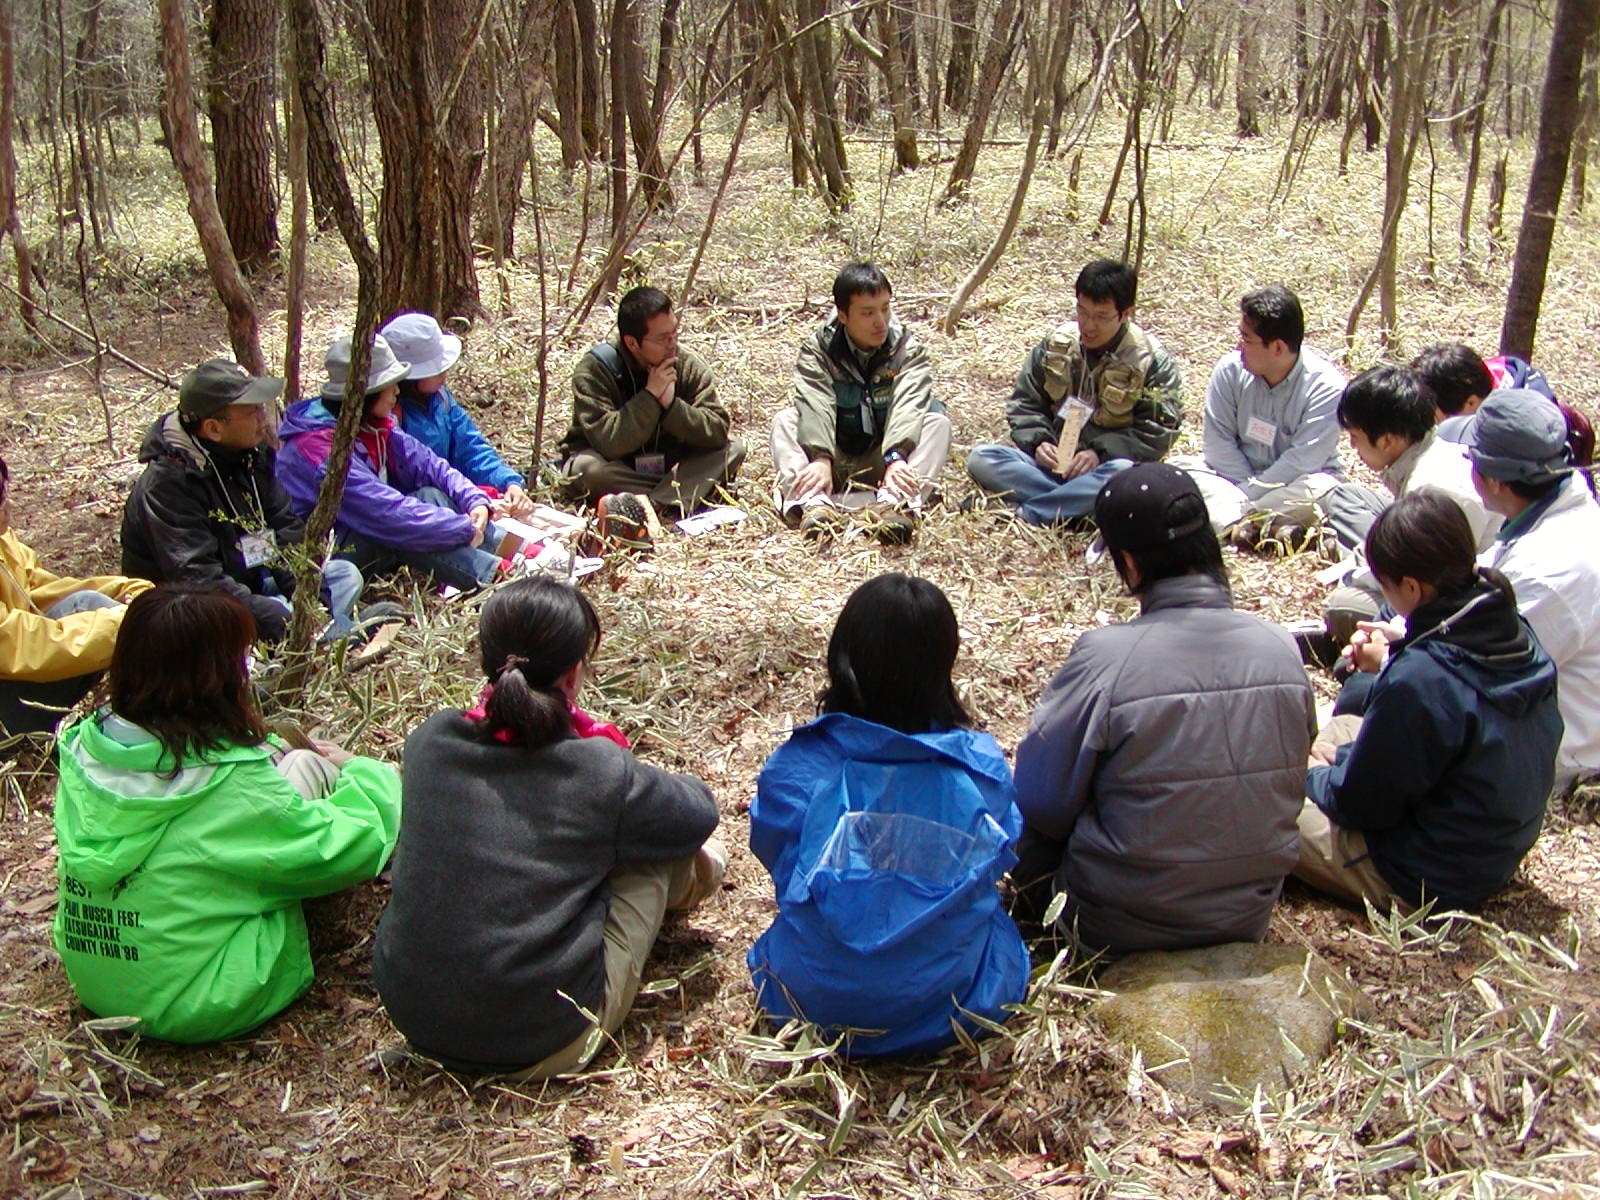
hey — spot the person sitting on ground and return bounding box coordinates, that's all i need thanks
[378,312,535,519]
[1314,365,1502,645]
[1011,463,1314,955]
[560,285,746,542]
[0,454,152,737]
[373,576,725,1079]
[771,263,951,544]
[966,259,1183,526]
[1415,341,1595,475]
[52,583,400,1042]
[122,359,399,644]
[1295,491,1561,913]
[277,334,518,593]
[1180,285,1346,542]
[747,573,1027,1056]
[1468,388,1600,791]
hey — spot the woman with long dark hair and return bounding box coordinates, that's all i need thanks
[747,573,1027,1056]
[373,576,723,1078]
[52,583,400,1042]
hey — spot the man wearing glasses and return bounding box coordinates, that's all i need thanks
[965,259,1184,525]
[561,286,746,524]
[1183,285,1346,543]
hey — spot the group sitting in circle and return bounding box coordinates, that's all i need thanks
[9,259,1597,1068]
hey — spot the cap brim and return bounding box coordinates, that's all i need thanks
[236,375,285,406]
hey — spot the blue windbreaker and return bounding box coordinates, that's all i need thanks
[747,713,1029,1056]
[397,385,524,492]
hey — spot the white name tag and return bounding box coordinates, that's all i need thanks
[635,453,667,477]
[240,528,277,569]
[1245,416,1278,446]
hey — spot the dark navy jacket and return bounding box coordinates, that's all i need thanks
[1307,575,1562,910]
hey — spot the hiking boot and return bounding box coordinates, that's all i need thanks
[596,492,653,551]
[350,601,408,643]
[862,502,917,546]
[799,503,847,541]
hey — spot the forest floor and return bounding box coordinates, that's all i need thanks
[2,108,1599,1198]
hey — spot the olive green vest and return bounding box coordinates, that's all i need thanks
[1039,321,1156,429]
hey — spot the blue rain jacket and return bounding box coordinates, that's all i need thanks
[397,385,524,492]
[747,713,1029,1056]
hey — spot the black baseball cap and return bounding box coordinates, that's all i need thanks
[178,359,284,422]
[1094,462,1209,551]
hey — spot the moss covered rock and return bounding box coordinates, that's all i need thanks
[1094,942,1370,1105]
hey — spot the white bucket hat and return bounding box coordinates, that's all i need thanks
[380,312,463,380]
[322,333,411,402]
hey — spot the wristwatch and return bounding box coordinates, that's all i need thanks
[883,449,906,466]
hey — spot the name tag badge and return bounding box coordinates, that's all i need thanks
[635,453,667,478]
[1056,394,1085,420]
[1245,416,1278,446]
[240,528,277,569]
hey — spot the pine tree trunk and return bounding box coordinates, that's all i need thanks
[368,0,489,320]
[155,0,263,373]
[1500,0,1600,359]
[208,0,279,272]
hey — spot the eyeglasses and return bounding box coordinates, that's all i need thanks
[640,325,680,347]
[1074,305,1123,329]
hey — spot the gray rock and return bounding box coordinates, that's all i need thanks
[1094,942,1371,1105]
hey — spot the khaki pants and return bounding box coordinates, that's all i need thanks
[506,840,726,1081]
[563,442,747,514]
[1169,455,1342,531]
[770,408,952,511]
[1294,715,1404,909]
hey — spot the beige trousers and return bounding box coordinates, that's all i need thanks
[1170,455,1342,531]
[506,840,726,1081]
[1293,714,1404,909]
[770,408,952,511]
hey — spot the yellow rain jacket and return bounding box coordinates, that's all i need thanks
[0,530,151,682]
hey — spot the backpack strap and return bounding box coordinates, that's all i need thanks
[590,342,626,382]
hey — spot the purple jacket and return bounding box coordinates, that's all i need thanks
[276,399,489,553]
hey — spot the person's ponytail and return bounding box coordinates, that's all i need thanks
[473,578,600,749]
[481,655,572,746]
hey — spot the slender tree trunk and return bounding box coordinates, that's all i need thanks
[0,0,37,332]
[944,0,977,112]
[1458,0,1507,260]
[208,0,279,272]
[877,0,919,169]
[474,0,560,256]
[156,0,263,372]
[1500,0,1600,359]
[1236,0,1263,136]
[1568,30,1599,213]
[552,0,588,167]
[944,0,1083,333]
[287,0,377,279]
[796,0,849,209]
[617,0,672,208]
[942,0,1020,203]
[282,0,309,404]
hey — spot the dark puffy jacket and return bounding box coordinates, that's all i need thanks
[1014,574,1315,954]
[121,414,305,640]
[1307,576,1561,910]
